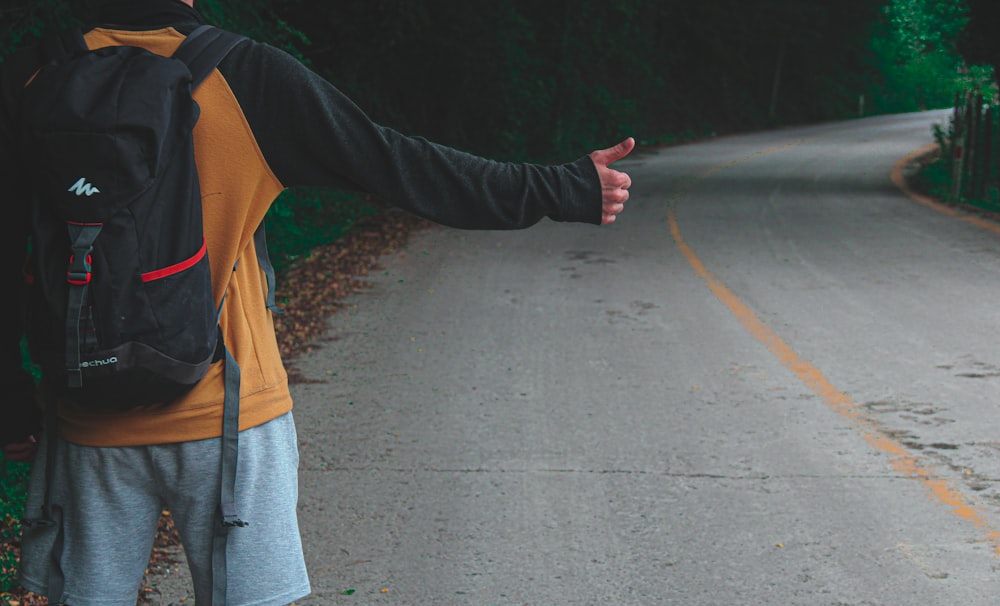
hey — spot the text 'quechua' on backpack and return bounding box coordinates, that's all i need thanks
[20,25,255,605]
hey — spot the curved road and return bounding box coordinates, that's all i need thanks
[290,110,1000,605]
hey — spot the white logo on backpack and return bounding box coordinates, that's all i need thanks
[68,177,100,197]
[80,356,118,368]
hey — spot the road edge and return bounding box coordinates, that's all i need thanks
[891,143,1000,236]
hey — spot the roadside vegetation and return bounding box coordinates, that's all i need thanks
[910,0,1000,213]
[1,0,998,601]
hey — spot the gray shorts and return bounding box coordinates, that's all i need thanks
[19,411,311,606]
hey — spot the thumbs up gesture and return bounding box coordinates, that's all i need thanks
[590,137,635,225]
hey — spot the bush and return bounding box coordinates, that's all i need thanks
[265,187,379,272]
[0,458,31,594]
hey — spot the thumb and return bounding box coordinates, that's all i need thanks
[590,137,636,167]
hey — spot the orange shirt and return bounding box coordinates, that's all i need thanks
[55,28,291,446]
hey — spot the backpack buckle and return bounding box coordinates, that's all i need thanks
[67,251,93,285]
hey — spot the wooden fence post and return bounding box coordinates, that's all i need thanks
[952,92,967,200]
[992,105,999,206]
[971,93,984,200]
[966,93,978,200]
[975,95,993,203]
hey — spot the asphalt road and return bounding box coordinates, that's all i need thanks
[229,109,1000,605]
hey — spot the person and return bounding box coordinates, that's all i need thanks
[0,0,633,604]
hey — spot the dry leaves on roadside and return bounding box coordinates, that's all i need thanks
[273,210,431,361]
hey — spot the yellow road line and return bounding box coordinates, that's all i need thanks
[891,143,1000,237]
[668,144,1000,554]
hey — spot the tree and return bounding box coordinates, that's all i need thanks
[958,0,1000,85]
[0,0,303,61]
[869,0,980,112]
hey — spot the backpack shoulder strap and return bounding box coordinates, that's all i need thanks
[172,25,248,89]
[173,26,251,606]
[253,222,282,313]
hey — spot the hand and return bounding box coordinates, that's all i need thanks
[3,434,39,463]
[590,137,635,225]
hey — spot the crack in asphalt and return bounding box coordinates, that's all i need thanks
[301,465,931,481]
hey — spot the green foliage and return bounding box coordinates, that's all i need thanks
[914,146,954,200]
[959,0,1000,79]
[0,456,31,593]
[0,0,81,59]
[266,188,378,272]
[868,0,994,114]
[279,0,897,160]
[0,341,38,593]
[2,0,985,161]
[920,100,1000,212]
[0,0,307,62]
[197,0,308,59]
[886,0,967,56]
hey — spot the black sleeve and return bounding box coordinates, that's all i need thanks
[217,41,602,229]
[0,51,43,447]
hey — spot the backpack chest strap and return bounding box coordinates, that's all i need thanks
[64,223,102,388]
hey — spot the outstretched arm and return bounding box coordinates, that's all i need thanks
[222,43,613,228]
[591,137,635,225]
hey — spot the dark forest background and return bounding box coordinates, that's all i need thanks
[4,0,999,267]
[3,0,998,163]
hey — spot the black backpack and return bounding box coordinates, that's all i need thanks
[21,25,249,408]
[20,25,261,605]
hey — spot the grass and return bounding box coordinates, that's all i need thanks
[922,111,1000,214]
[914,152,1000,214]
[0,457,31,596]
